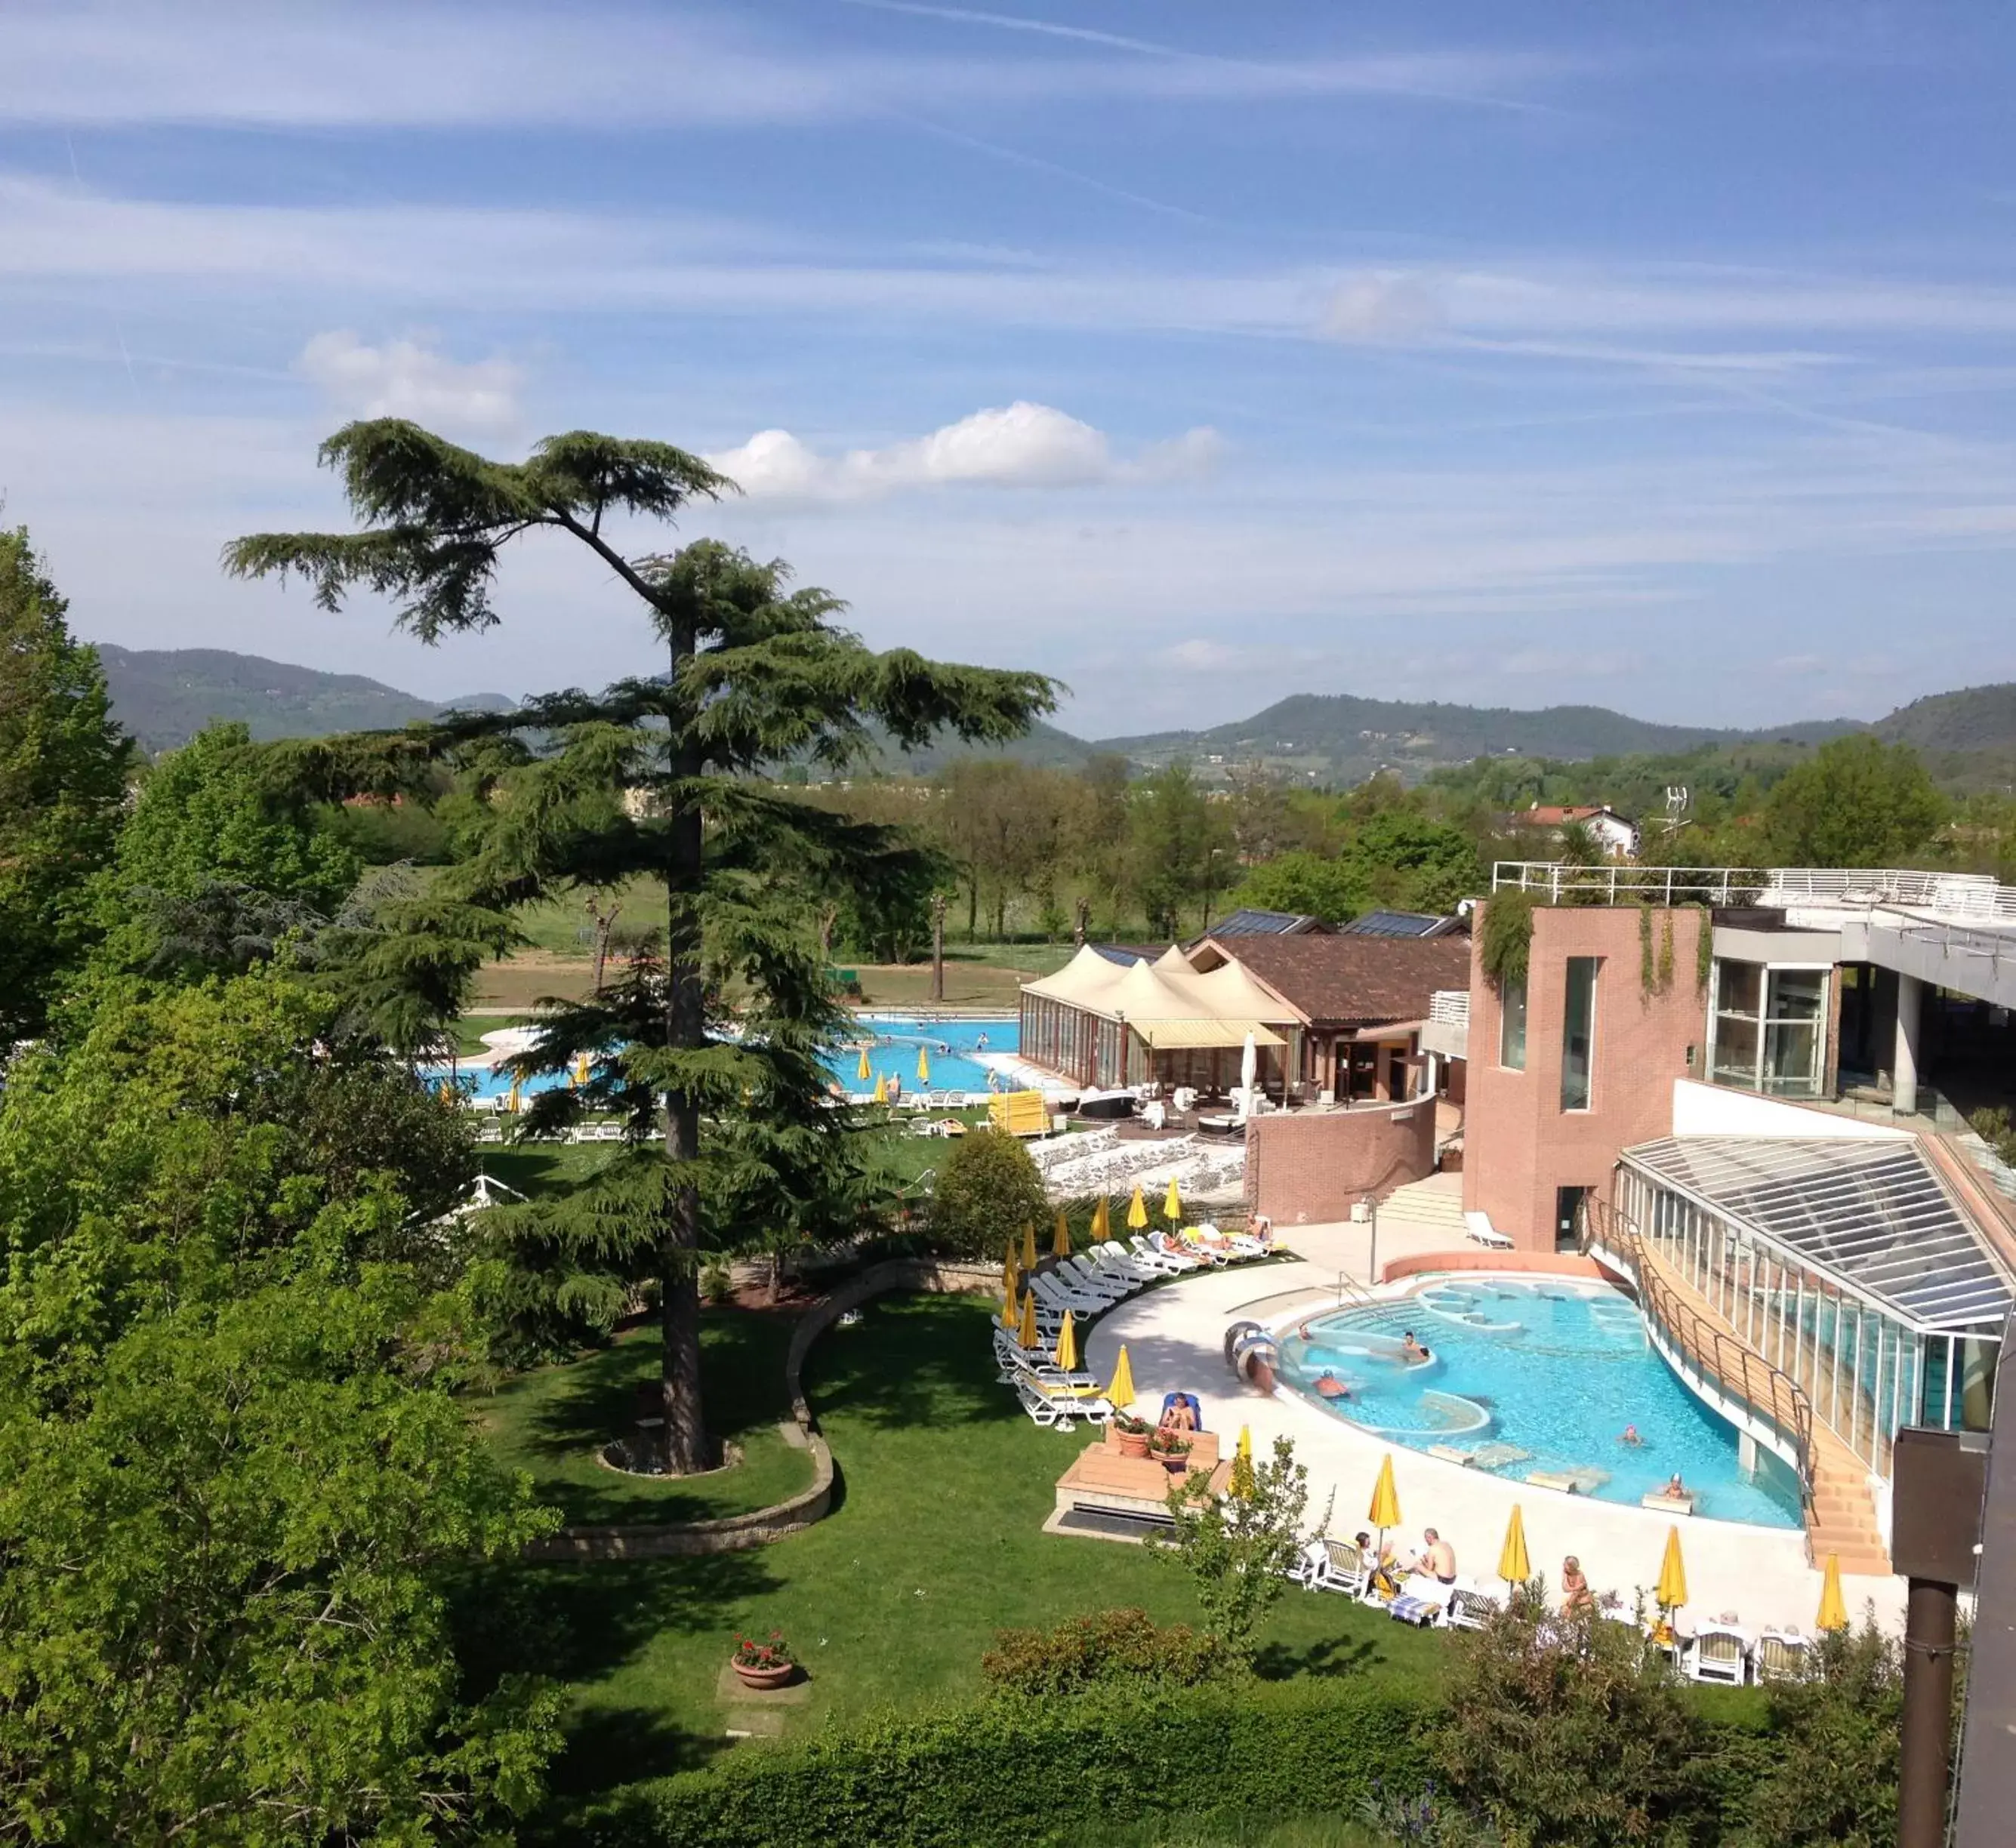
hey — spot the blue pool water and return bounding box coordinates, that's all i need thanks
[1281,1280,1802,1528]
[423,1013,1019,1104]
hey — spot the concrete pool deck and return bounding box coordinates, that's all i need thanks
[1080,1222,1909,1636]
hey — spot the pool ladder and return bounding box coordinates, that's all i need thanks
[1334,1270,1375,1309]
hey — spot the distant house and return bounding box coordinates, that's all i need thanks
[1506,802,1639,858]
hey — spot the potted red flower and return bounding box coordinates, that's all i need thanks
[1113,1412,1153,1458]
[730,1629,799,1690]
[1148,1428,1194,1474]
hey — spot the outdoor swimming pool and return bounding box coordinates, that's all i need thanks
[826,1013,1018,1097]
[1279,1279,1803,1528]
[424,1013,1019,1104]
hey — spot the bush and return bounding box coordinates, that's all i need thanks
[924,1126,1047,1259]
[1438,1591,1720,1846]
[982,1608,1227,1695]
[569,1680,1442,1848]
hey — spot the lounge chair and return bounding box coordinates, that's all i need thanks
[1027,1272,1109,1317]
[1118,1237,1189,1276]
[1444,1581,1501,1631]
[1015,1378,1114,1431]
[1756,1628,1811,1680]
[1686,1621,1753,1686]
[1293,1535,1371,1598]
[1087,1244,1156,1286]
[1063,1254,1139,1298]
[1389,1579,1457,1628]
[1463,1211,1514,1249]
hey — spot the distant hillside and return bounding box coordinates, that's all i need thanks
[877,718,1099,775]
[1095,694,1860,786]
[95,645,510,755]
[1876,683,2016,754]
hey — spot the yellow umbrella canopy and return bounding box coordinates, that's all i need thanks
[1021,1219,1038,1270]
[1497,1505,1531,1588]
[1017,1290,1039,1350]
[1055,1309,1077,1372]
[1232,1424,1255,1499]
[857,1046,872,1083]
[917,1043,931,1085]
[1127,1184,1149,1230]
[1107,1344,1136,1409]
[1367,1454,1402,1531]
[1656,1526,1688,1612]
[1163,1176,1182,1223]
[1002,1242,1020,1295]
[572,1051,591,1087]
[505,1076,522,1113]
[873,1072,889,1105]
[1053,1209,1072,1259]
[1092,1194,1111,1242]
[1816,1553,1848,1633]
[1000,1287,1019,1330]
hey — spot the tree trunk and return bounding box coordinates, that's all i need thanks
[659,621,711,1474]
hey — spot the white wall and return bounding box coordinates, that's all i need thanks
[1669,1079,1908,1140]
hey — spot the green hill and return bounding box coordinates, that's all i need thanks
[1875,683,2016,754]
[95,646,510,756]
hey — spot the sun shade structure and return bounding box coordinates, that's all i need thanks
[1053,1209,1071,1258]
[1656,1526,1689,1614]
[857,1046,871,1083]
[1016,1291,1038,1350]
[1817,1552,1848,1632]
[1021,1220,1037,1271]
[1367,1454,1401,1531]
[1163,1177,1182,1222]
[1055,1309,1077,1373]
[1127,1184,1148,1230]
[1497,1505,1530,1588]
[917,1044,930,1084]
[1108,1344,1135,1409]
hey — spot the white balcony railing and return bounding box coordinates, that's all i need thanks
[1490,862,2016,924]
[1428,990,1469,1027]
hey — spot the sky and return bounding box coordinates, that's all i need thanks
[3,2,2014,738]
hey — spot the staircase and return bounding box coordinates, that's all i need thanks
[1378,1172,1468,1234]
[1805,1431,1893,1576]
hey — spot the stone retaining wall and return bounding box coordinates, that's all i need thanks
[526,1257,997,1561]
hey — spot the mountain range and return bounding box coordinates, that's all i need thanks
[92,642,2016,787]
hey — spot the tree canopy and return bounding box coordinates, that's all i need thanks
[0,527,134,1043]
[1764,735,1946,867]
[227,421,1056,1471]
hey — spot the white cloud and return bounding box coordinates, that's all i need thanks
[1320,273,1447,343]
[707,402,1219,501]
[294,331,523,436]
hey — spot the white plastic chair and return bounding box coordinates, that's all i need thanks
[1445,1582,1502,1631]
[1756,1628,1812,1681]
[1686,1623,1752,1686]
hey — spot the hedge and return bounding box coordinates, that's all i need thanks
[566,1679,1442,1848]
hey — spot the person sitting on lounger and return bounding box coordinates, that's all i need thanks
[1314,1372,1351,1400]
[1561,1556,1595,1615]
[1399,1331,1432,1364]
[1620,1424,1644,1447]
[1159,1397,1198,1434]
[1360,1531,1402,1600]
[1405,1528,1457,1584]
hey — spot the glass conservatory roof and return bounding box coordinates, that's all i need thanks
[1623,1135,2014,1332]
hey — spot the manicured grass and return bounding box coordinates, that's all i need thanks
[470,1293,1446,1803]
[477,1313,813,1527]
[476,1141,622,1197]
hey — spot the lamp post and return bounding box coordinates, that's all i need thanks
[929,892,947,1004]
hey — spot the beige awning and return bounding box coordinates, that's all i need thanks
[1137,1018,1286,1050]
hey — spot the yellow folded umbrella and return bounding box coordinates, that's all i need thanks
[1237,1424,1253,1466]
[917,1044,931,1085]
[572,1051,591,1088]
[505,1077,522,1114]
[1003,1241,1020,1289]
[1816,1552,1848,1633]
[1108,1344,1135,1410]
[1163,1176,1182,1222]
[1055,1309,1077,1372]
[873,1072,889,1105]
[1127,1184,1148,1230]
[1497,1504,1530,1588]
[857,1046,871,1083]
[1368,1454,1401,1531]
[1021,1220,1037,1270]
[1017,1290,1039,1350]
[1092,1194,1111,1242]
[1000,1289,1018,1330]
[1656,1525,1688,1614]
[1233,1424,1255,1499]
[1053,1209,1072,1258]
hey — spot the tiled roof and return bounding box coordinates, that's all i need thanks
[1339,909,1463,938]
[1198,932,1472,1027]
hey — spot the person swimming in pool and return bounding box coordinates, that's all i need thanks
[1664,1472,1687,1498]
[1399,1330,1432,1364]
[1620,1424,1645,1447]
[1314,1372,1351,1400]
[975,1031,989,1050]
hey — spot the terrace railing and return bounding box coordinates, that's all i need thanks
[1580,1198,1814,1512]
[1492,860,2016,922]
[1427,989,1469,1027]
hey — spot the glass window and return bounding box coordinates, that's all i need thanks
[1560,957,1598,1110]
[1711,961,1829,1097]
[1499,975,1527,1070]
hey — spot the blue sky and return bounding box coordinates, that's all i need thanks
[3,2,2014,737]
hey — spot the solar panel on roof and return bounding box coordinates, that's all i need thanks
[1342,910,1450,937]
[1623,1135,2013,1331]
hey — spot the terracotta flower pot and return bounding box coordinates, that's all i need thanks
[732,1659,797,1690]
[1117,1429,1151,1458]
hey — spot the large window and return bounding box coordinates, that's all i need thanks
[1499,976,1527,1070]
[1710,960,1829,1097]
[1561,956,1598,1110]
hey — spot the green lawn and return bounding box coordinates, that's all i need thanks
[1109,1822,1402,1848]
[476,1314,814,1526]
[468,1293,1447,1806]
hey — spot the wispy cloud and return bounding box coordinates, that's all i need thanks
[706,402,1219,502]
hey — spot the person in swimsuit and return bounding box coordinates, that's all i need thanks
[1620,1424,1644,1447]
[1399,1331,1433,1365]
[1561,1556,1595,1615]
[1664,1472,1686,1498]
[1314,1372,1351,1401]
[1159,1397,1198,1434]
[1408,1528,1457,1584]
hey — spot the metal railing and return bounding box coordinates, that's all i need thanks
[1581,1199,1814,1514]
[1493,861,2016,923]
[1428,989,1469,1026]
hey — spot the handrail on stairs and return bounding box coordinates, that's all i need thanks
[1579,1199,1815,1524]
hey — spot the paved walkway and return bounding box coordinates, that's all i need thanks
[1080,1249,1908,1637]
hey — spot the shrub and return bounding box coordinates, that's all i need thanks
[569,1679,1442,1848]
[1438,1591,1717,1846]
[924,1126,1047,1259]
[1478,890,1536,992]
[981,1608,1226,1696]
